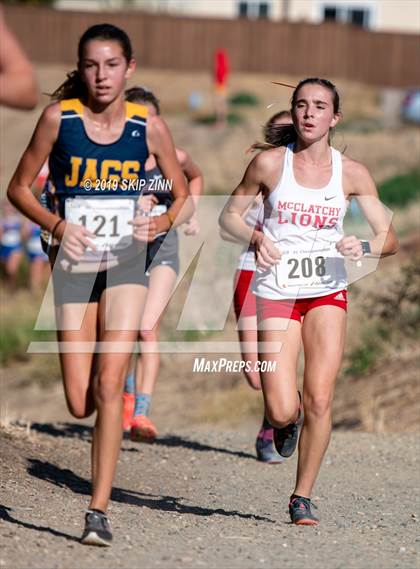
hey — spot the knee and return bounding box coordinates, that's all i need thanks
[265,401,298,429]
[139,328,157,343]
[67,401,94,419]
[95,373,123,406]
[243,371,261,391]
[304,394,332,420]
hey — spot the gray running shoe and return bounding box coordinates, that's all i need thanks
[289,495,319,526]
[81,509,112,546]
[255,429,286,464]
[273,391,304,458]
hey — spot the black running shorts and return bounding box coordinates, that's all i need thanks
[52,256,149,305]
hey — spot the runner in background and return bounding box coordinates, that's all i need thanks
[220,77,398,525]
[222,111,292,463]
[0,200,23,290]
[20,162,51,293]
[122,86,203,442]
[21,220,49,293]
[0,6,38,110]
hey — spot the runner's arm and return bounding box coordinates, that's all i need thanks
[7,103,62,233]
[219,151,270,245]
[219,227,244,244]
[219,151,281,268]
[7,103,96,260]
[0,9,38,110]
[176,147,203,234]
[146,116,191,232]
[219,196,261,244]
[177,148,203,201]
[339,159,399,259]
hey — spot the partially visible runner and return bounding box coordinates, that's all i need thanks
[240,111,293,463]
[122,86,203,442]
[0,200,23,290]
[222,110,293,463]
[21,219,49,293]
[0,6,38,109]
[20,162,51,293]
[7,24,189,546]
[220,78,398,525]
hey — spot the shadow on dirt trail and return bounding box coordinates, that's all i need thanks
[0,504,78,542]
[30,422,256,460]
[26,458,274,523]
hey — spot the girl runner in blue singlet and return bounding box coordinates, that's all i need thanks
[7,24,189,546]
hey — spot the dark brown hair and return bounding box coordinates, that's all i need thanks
[250,109,293,152]
[51,24,133,101]
[250,77,340,151]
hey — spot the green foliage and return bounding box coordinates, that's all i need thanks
[367,257,420,336]
[228,91,260,107]
[345,257,420,377]
[16,258,30,289]
[182,329,215,342]
[0,288,55,365]
[345,338,381,376]
[336,118,382,133]
[193,112,244,125]
[378,169,420,208]
[0,320,54,365]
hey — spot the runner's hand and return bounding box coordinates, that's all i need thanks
[130,215,158,242]
[153,214,171,236]
[137,194,158,215]
[336,235,363,261]
[56,222,97,262]
[254,232,281,269]
[184,215,200,236]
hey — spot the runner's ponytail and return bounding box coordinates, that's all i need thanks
[250,110,295,152]
[50,70,86,101]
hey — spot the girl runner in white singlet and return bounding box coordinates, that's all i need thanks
[220,78,398,526]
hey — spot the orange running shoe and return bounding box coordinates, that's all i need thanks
[130,415,158,443]
[122,392,135,431]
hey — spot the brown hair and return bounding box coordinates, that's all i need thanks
[50,24,133,101]
[250,109,293,152]
[250,77,341,152]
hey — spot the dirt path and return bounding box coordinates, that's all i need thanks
[0,421,418,569]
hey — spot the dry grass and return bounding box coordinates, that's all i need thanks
[0,416,32,439]
[191,383,263,427]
